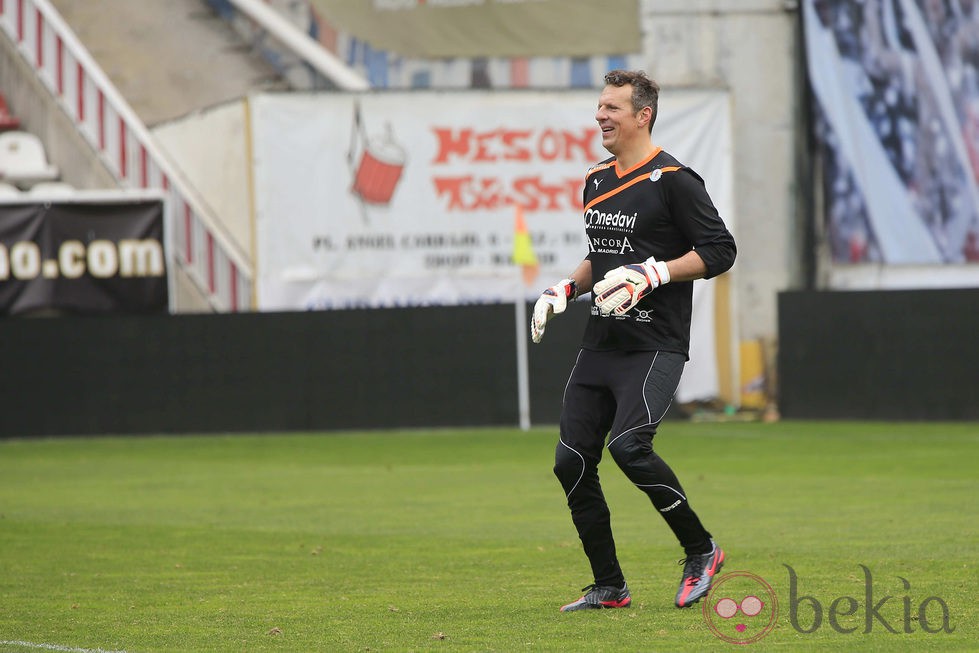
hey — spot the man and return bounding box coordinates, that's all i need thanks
[530,70,736,612]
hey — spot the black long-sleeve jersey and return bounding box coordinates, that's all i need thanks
[580,147,736,357]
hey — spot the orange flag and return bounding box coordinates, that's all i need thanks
[511,204,539,286]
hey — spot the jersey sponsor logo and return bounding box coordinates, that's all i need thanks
[590,304,654,322]
[584,208,638,231]
[587,235,635,254]
[593,177,604,190]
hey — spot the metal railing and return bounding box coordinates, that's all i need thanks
[226,0,368,92]
[0,0,252,311]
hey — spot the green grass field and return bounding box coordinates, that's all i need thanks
[1,422,977,652]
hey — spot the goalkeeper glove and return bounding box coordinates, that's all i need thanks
[531,278,577,344]
[592,257,670,316]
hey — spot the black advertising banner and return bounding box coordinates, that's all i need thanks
[0,199,167,315]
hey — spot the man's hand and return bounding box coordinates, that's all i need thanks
[531,278,576,343]
[592,257,670,316]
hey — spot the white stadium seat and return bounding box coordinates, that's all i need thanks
[0,130,59,188]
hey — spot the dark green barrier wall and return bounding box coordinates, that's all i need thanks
[0,303,593,437]
[778,289,979,420]
[9,289,971,435]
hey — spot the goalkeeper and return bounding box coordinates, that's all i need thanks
[531,70,736,613]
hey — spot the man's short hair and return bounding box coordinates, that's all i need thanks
[604,70,660,131]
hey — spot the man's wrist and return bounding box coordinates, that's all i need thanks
[644,259,671,286]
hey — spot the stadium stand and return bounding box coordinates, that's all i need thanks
[47,0,289,125]
[1,0,281,311]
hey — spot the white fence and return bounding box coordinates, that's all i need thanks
[0,0,252,311]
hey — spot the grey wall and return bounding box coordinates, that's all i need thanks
[642,0,804,345]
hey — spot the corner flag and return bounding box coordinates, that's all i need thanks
[511,204,539,286]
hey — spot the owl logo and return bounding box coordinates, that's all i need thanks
[702,571,779,645]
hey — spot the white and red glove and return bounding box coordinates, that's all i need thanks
[592,257,670,316]
[530,278,577,343]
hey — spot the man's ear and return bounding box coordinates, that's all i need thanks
[637,106,653,128]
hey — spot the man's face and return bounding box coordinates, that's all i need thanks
[596,84,640,155]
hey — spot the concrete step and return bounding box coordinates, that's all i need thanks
[48,0,287,126]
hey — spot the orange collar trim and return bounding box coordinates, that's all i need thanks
[614,146,662,177]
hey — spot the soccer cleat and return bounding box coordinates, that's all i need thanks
[675,540,725,608]
[560,582,632,612]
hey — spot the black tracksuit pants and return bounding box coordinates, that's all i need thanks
[554,348,712,587]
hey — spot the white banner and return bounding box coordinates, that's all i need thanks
[251,90,733,310]
[251,89,734,403]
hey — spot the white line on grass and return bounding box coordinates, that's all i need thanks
[0,641,127,653]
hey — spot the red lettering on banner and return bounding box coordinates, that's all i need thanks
[474,131,501,162]
[539,129,561,161]
[562,128,595,161]
[432,176,470,210]
[501,130,532,161]
[432,175,584,212]
[432,127,598,163]
[431,128,473,164]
